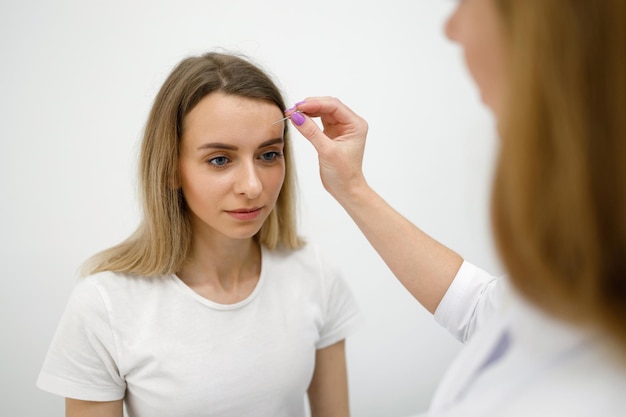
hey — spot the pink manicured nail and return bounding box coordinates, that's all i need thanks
[291,111,305,126]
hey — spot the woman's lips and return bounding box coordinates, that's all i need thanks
[226,207,263,221]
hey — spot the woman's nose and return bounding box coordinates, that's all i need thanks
[444,5,460,42]
[234,162,262,198]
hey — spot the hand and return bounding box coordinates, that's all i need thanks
[289,97,463,313]
[287,97,369,200]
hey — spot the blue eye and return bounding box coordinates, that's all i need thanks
[208,156,230,167]
[260,151,283,162]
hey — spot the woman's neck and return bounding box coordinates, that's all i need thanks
[176,236,262,304]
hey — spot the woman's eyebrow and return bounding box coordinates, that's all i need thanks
[258,138,284,149]
[196,138,283,151]
[197,142,237,151]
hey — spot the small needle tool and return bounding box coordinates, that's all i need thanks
[272,111,302,124]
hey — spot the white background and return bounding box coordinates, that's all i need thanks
[0,1,503,416]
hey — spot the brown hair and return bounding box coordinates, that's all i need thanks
[83,52,304,277]
[491,1,626,347]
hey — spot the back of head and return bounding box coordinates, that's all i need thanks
[84,52,302,278]
[491,1,626,347]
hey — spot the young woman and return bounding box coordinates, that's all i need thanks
[287,0,626,415]
[37,52,361,417]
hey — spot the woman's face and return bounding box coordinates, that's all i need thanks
[445,0,508,118]
[179,92,286,242]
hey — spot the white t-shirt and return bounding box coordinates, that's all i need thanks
[37,244,362,417]
[432,261,626,416]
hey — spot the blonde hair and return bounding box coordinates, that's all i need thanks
[83,52,304,277]
[491,1,626,347]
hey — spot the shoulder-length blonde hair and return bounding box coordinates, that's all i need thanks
[491,1,626,347]
[83,52,304,277]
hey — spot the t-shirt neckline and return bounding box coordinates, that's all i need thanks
[170,246,268,311]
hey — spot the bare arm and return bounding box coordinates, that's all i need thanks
[307,340,350,417]
[290,98,463,313]
[66,398,123,417]
[337,183,463,313]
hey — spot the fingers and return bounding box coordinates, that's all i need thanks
[288,97,364,127]
[287,107,330,153]
[285,97,369,198]
[286,97,368,143]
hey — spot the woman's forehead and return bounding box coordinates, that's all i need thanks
[182,93,284,149]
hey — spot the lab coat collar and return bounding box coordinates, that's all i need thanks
[506,292,595,360]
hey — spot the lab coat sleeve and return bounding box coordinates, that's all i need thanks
[433,261,508,343]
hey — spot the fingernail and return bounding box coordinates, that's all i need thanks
[291,111,305,126]
[285,100,306,114]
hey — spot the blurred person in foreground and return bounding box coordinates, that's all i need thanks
[286,1,626,415]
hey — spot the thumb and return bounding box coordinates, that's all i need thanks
[289,112,331,154]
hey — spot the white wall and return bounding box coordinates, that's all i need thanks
[0,1,503,416]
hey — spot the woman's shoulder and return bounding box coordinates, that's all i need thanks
[90,268,174,281]
[72,270,172,302]
[504,306,626,415]
[507,342,626,416]
[263,242,337,273]
[262,242,355,302]
[544,336,626,391]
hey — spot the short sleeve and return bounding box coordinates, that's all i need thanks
[434,261,509,343]
[314,248,363,349]
[36,277,126,401]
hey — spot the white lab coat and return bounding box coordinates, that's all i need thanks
[429,262,626,417]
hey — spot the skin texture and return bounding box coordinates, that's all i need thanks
[179,92,286,245]
[66,398,123,417]
[176,92,286,304]
[308,340,350,417]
